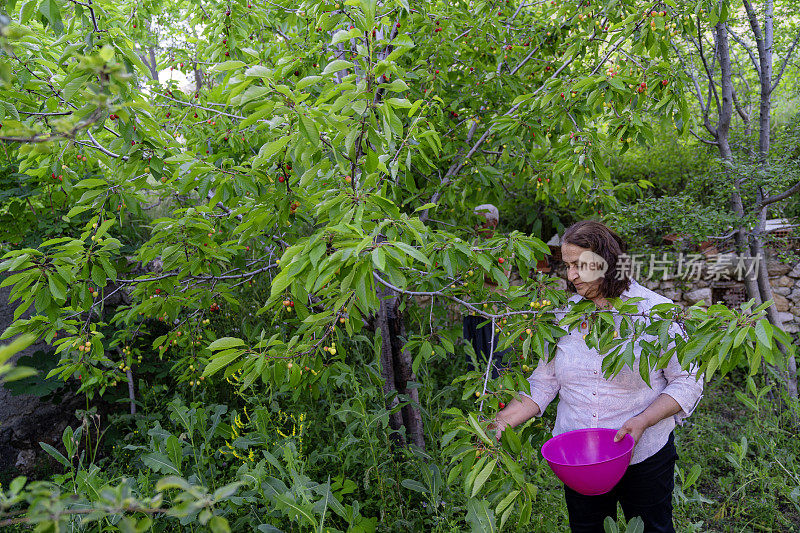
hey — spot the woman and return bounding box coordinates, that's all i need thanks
[493,221,703,533]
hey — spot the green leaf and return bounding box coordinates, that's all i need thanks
[322,60,353,76]
[297,75,322,91]
[210,61,246,73]
[38,0,63,35]
[465,498,497,533]
[141,452,181,475]
[19,0,37,23]
[253,136,292,168]
[209,516,230,533]
[684,463,701,489]
[495,489,519,516]
[208,337,246,351]
[471,458,497,497]
[384,79,410,92]
[467,413,492,446]
[400,478,429,494]
[39,442,72,469]
[299,115,320,147]
[244,65,272,78]
[500,426,522,455]
[754,320,772,350]
[732,326,749,348]
[155,476,193,491]
[392,242,431,266]
[203,349,245,377]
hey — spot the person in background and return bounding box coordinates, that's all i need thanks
[463,204,512,378]
[492,220,703,533]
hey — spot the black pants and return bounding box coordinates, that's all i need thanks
[463,315,510,379]
[563,432,678,533]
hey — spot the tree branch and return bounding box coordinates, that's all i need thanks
[689,128,720,146]
[758,180,800,208]
[771,27,800,94]
[694,24,721,119]
[731,86,749,124]
[742,0,765,57]
[727,26,761,77]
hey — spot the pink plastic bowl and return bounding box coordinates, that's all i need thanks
[540,428,635,496]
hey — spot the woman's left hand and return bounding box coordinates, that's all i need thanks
[614,414,649,444]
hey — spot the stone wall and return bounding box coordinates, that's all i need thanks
[637,256,800,335]
[0,285,81,475]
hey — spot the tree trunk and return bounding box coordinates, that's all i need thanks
[377,286,407,447]
[716,20,735,160]
[194,65,203,93]
[377,285,426,448]
[391,304,426,449]
[747,0,798,397]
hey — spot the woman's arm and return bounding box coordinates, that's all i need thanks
[489,396,541,439]
[613,393,681,444]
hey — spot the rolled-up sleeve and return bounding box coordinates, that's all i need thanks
[661,321,703,421]
[519,346,560,416]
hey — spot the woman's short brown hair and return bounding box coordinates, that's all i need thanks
[562,220,631,299]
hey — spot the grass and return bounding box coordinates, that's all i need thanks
[673,372,800,532]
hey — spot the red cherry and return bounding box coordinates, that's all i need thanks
[278,176,285,183]
[499,402,505,408]
[498,257,505,264]
[396,23,401,28]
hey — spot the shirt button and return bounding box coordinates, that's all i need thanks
[592,413,597,417]
[592,391,597,396]
[593,370,598,375]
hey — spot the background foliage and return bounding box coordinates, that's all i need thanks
[0,0,798,530]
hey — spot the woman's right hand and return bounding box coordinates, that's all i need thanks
[488,416,508,441]
[488,397,542,441]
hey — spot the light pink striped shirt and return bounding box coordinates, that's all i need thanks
[521,278,703,464]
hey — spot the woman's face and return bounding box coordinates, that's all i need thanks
[561,242,607,301]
